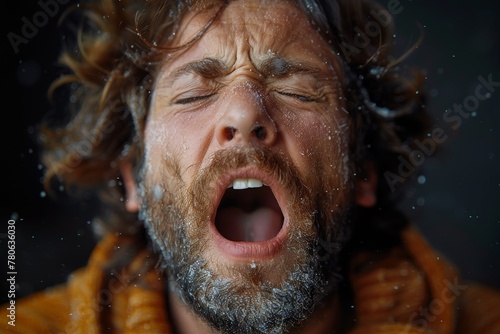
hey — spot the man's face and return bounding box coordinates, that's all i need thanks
[136,1,354,332]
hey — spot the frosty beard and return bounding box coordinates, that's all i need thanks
[139,147,353,334]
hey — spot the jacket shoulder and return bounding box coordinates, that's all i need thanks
[1,283,72,333]
[456,282,500,334]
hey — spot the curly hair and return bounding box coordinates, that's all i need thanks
[40,0,432,239]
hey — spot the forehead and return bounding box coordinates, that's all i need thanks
[214,0,311,36]
[180,0,311,38]
[163,0,338,71]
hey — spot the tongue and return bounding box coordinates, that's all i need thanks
[216,207,283,242]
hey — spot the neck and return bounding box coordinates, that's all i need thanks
[166,287,342,334]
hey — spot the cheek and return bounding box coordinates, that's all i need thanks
[144,110,216,180]
[279,110,350,177]
[143,114,182,182]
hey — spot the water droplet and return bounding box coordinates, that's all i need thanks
[153,184,164,200]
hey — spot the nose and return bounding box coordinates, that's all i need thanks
[215,84,277,147]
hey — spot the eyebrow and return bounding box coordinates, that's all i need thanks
[170,55,329,82]
[173,57,229,79]
[258,56,326,78]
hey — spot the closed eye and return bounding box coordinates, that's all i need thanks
[278,91,317,102]
[174,93,216,105]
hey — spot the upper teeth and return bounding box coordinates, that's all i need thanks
[230,178,264,189]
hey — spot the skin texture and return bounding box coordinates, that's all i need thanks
[121,1,377,333]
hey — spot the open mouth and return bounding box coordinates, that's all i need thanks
[215,178,284,243]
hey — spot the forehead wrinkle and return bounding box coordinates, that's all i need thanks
[159,1,342,88]
[256,55,328,79]
[172,57,229,80]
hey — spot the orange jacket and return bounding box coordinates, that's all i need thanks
[2,225,499,333]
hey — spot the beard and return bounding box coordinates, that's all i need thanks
[138,146,353,334]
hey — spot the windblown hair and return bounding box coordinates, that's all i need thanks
[40,0,432,238]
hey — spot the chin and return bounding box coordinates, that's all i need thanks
[140,147,352,333]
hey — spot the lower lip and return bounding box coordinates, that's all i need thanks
[209,220,288,260]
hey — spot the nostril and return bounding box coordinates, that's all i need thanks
[224,127,236,140]
[218,122,275,146]
[253,125,267,141]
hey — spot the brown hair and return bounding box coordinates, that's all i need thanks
[40,0,432,237]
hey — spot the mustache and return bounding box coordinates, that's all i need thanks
[188,146,311,213]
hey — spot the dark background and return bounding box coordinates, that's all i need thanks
[2,0,499,304]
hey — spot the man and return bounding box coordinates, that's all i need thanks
[3,0,500,333]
